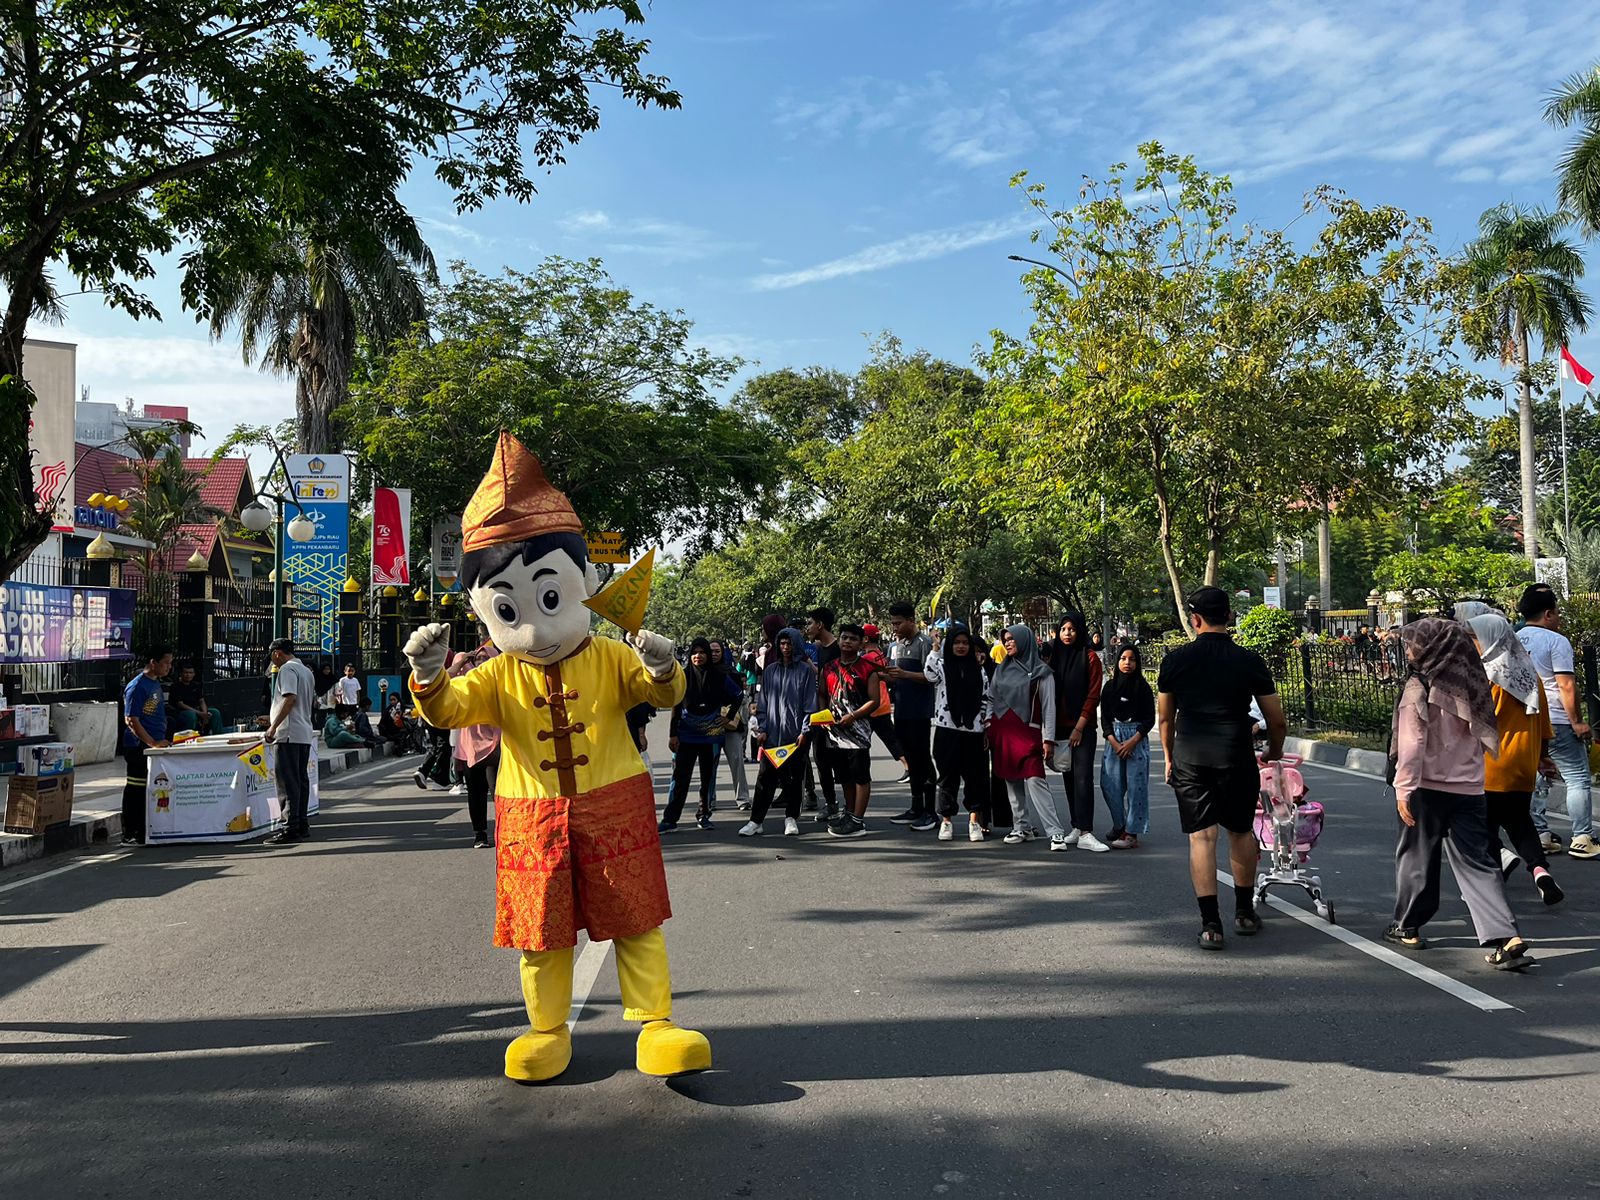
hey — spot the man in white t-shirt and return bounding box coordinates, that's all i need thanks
[335,663,362,717]
[262,638,318,844]
[1516,584,1594,858]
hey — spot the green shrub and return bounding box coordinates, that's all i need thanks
[1235,605,1298,654]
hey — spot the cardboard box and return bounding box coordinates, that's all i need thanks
[18,742,73,776]
[3,773,74,834]
[13,705,50,737]
[0,708,18,740]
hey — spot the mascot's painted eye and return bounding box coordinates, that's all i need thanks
[538,582,563,615]
[493,595,521,626]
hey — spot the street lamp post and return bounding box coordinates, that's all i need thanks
[239,447,316,644]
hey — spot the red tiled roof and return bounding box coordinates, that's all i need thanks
[185,458,254,514]
[71,446,255,517]
[72,443,138,507]
[117,525,224,592]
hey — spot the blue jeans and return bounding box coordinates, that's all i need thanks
[1100,721,1150,835]
[1533,723,1592,838]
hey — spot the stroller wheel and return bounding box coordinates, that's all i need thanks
[1319,904,1336,925]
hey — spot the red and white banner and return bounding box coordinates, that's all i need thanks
[1561,345,1594,387]
[371,487,412,587]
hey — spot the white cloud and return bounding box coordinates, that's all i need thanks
[62,327,295,456]
[417,214,493,248]
[751,213,1040,291]
[559,211,740,264]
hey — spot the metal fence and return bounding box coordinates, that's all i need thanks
[1140,639,1402,737]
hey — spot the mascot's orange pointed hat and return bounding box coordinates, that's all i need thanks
[462,432,585,552]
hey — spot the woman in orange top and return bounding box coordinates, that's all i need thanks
[1467,612,1564,906]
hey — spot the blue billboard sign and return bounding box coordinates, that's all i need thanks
[283,454,350,655]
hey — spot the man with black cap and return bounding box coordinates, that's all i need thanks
[261,637,318,844]
[1157,586,1286,950]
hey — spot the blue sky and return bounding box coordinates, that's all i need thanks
[44,0,1600,456]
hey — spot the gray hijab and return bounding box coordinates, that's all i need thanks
[991,624,1050,722]
[1467,612,1544,715]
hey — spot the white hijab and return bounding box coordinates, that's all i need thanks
[1466,612,1544,714]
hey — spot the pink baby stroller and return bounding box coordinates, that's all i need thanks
[1251,754,1334,924]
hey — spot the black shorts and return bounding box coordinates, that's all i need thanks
[826,744,871,787]
[1171,760,1259,834]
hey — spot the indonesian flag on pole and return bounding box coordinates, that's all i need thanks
[1561,345,1594,386]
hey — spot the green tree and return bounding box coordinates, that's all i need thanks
[1546,65,1600,236]
[0,0,679,579]
[973,144,1479,627]
[198,202,436,453]
[1461,203,1592,562]
[341,259,780,549]
[119,427,225,600]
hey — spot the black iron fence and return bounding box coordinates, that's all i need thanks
[1140,639,1402,737]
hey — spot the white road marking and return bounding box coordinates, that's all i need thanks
[0,757,418,895]
[0,851,130,896]
[1223,870,1515,1013]
[568,937,612,1030]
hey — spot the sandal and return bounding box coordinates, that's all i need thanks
[1384,923,1425,949]
[1485,939,1536,972]
[1235,911,1262,936]
[1198,922,1225,951]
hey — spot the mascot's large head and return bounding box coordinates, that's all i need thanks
[459,433,600,665]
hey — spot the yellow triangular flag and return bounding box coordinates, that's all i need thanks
[237,742,270,780]
[808,708,835,725]
[582,549,655,634]
[761,742,797,769]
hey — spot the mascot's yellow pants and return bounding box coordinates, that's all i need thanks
[506,927,711,1082]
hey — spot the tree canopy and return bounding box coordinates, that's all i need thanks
[342,258,781,552]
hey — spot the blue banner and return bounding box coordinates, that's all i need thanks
[284,454,351,656]
[0,582,135,664]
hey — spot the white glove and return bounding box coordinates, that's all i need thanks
[630,628,677,680]
[404,622,452,685]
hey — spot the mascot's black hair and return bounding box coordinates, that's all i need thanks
[461,531,589,591]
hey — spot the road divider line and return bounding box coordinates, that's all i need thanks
[1221,870,1515,1013]
[568,936,612,1029]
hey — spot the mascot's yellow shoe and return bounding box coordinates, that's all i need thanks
[636,1020,711,1077]
[505,1025,572,1083]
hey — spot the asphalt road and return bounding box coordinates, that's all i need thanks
[3,732,1598,1199]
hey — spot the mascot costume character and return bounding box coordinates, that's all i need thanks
[404,432,710,1082]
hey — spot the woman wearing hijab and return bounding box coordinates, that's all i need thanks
[740,627,818,837]
[924,622,991,841]
[448,640,502,848]
[659,638,744,832]
[1044,612,1108,852]
[1388,618,1535,969]
[1100,643,1155,849]
[1465,612,1564,906]
[707,639,753,812]
[990,625,1073,847]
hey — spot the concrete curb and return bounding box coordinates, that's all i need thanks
[1284,735,1387,778]
[1,743,398,872]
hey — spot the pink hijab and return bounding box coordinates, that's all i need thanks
[449,642,501,766]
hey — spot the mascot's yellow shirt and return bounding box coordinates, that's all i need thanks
[413,636,683,798]
[411,636,686,951]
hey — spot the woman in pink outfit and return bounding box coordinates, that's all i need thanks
[448,641,502,848]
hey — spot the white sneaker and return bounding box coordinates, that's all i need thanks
[1568,835,1600,859]
[449,783,465,795]
[1002,828,1036,844]
[737,821,762,837]
[1058,829,1081,846]
[1077,831,1110,853]
[938,819,954,841]
[1049,837,1071,852]
[783,817,800,836]
[1500,845,1522,880]
[968,821,986,842]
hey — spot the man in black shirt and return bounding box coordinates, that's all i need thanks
[803,606,842,820]
[1157,587,1286,951]
[169,663,220,735]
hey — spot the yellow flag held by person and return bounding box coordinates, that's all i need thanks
[761,742,798,769]
[582,549,655,634]
[237,742,270,780]
[808,708,835,726]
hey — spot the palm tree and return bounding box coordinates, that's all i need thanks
[119,428,224,600]
[1461,204,1591,562]
[205,202,436,454]
[1546,66,1600,236]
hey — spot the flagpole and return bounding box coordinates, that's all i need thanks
[1561,361,1572,544]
